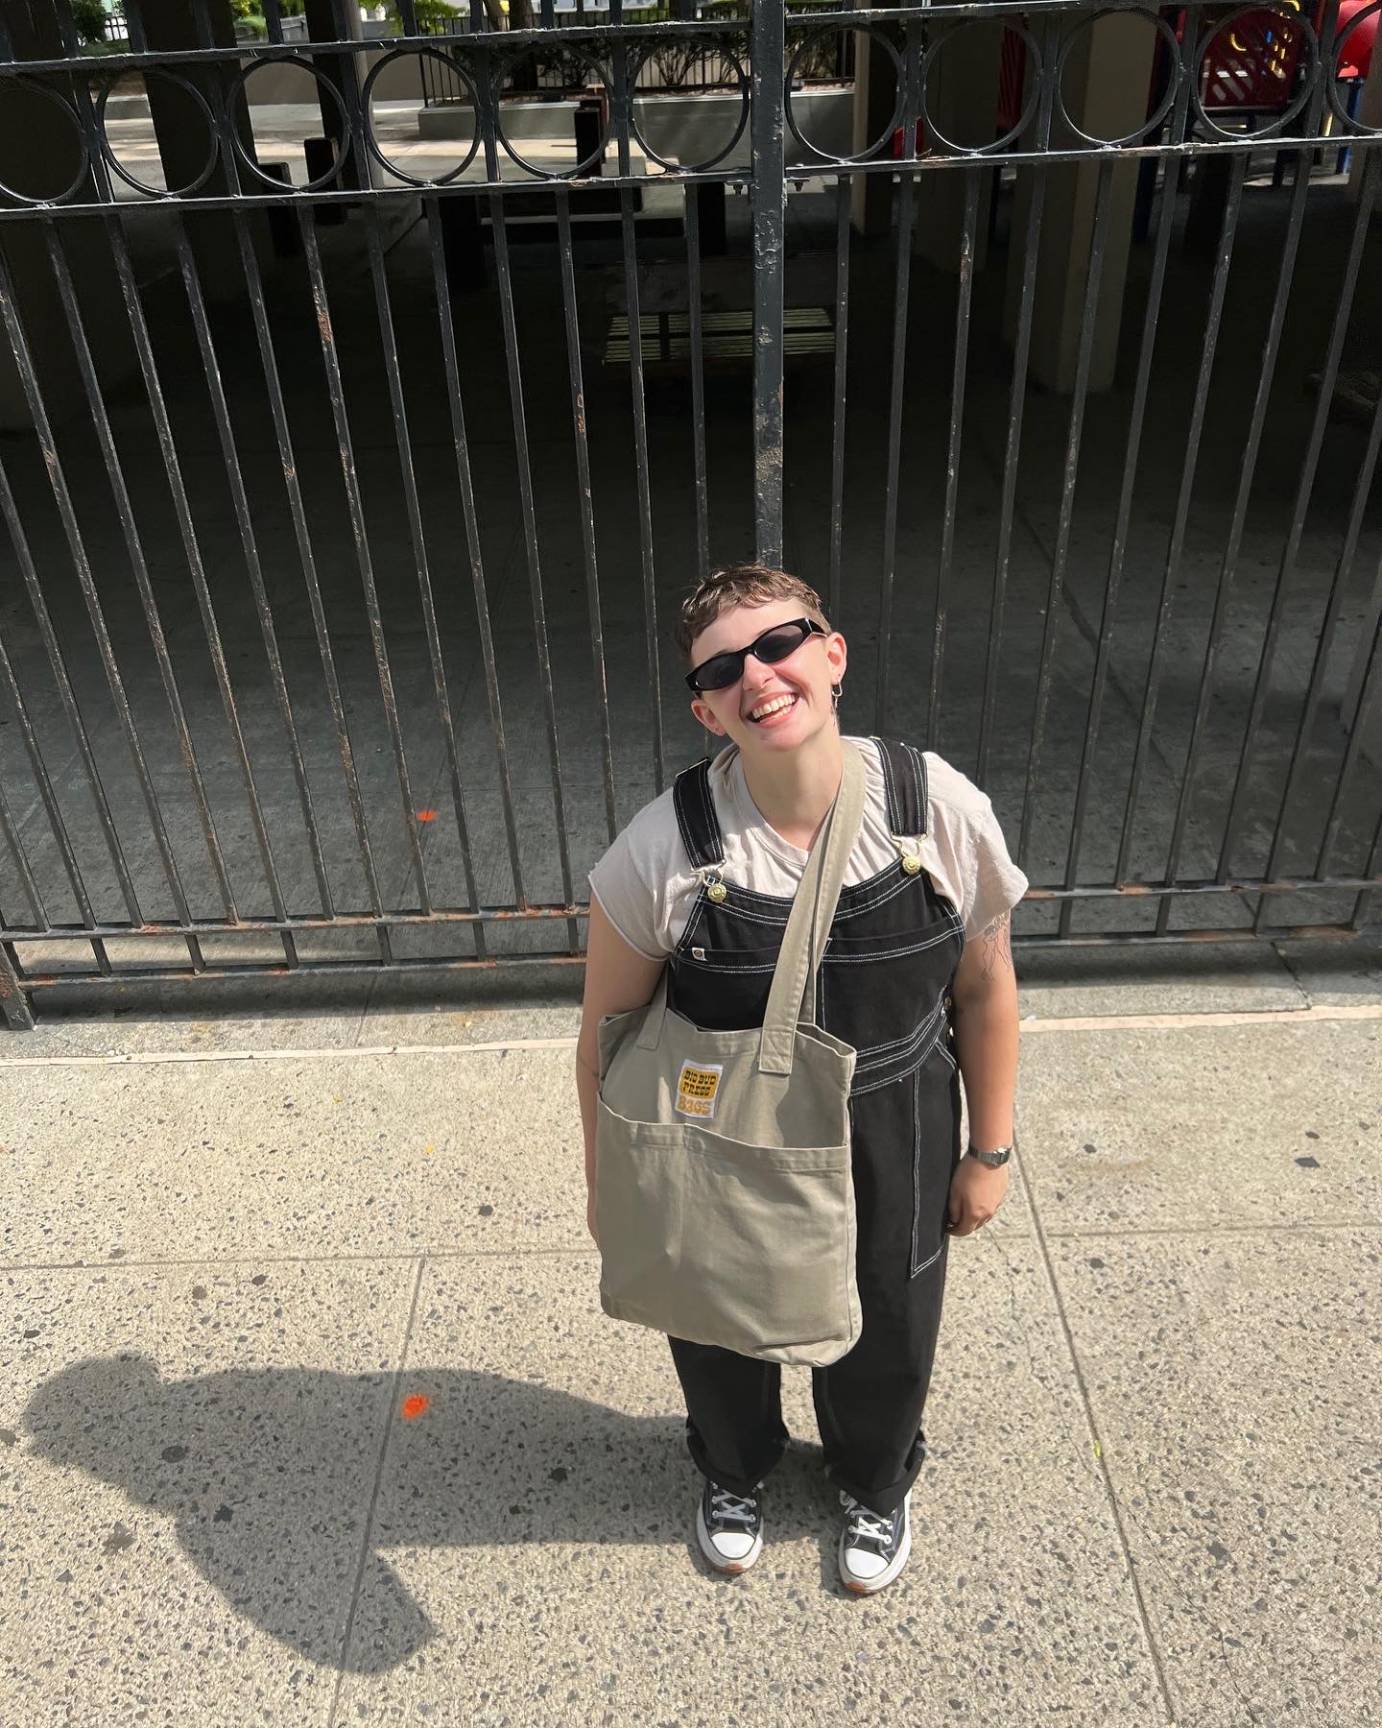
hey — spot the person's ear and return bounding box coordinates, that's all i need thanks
[826,631,848,686]
[691,696,727,735]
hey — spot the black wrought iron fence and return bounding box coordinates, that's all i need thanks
[417,12,853,106]
[0,0,1379,1028]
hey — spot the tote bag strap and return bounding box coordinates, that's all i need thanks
[757,740,865,1077]
[633,741,866,1061]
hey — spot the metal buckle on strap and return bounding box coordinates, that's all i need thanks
[699,866,729,904]
[894,838,923,876]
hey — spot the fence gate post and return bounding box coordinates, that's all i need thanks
[750,0,786,566]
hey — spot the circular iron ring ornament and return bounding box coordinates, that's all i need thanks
[1192,2,1320,142]
[921,19,1044,154]
[361,48,481,186]
[1053,8,1181,148]
[1327,0,1382,130]
[785,23,905,163]
[96,72,220,199]
[628,38,749,173]
[0,79,90,207]
[493,50,612,180]
[226,56,350,191]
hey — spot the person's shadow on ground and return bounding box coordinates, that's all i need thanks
[20,1354,838,1673]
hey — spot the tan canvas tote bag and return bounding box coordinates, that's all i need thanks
[595,741,866,1367]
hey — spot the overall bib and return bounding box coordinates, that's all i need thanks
[665,738,965,1517]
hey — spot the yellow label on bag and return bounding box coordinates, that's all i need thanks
[675,1061,724,1120]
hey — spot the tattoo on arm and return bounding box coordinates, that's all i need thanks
[978,912,1013,983]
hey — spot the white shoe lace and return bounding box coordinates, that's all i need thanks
[710,1487,759,1529]
[842,1496,894,1548]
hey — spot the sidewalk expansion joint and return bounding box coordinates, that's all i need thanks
[0,1246,600,1274]
[330,1253,426,1713]
[1043,1220,1380,1240]
[2,1001,1378,1068]
[1016,1140,1182,1725]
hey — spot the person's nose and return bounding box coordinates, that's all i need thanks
[739,658,778,703]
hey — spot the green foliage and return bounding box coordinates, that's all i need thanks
[70,0,109,45]
[385,0,463,31]
[229,0,304,40]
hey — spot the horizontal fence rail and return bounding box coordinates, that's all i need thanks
[0,0,1379,1025]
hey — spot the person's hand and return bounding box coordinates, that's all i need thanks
[945,1155,1010,1236]
[586,1184,599,1247]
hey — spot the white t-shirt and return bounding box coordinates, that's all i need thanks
[588,736,1029,961]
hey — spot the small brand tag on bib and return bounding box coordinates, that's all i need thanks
[675,1060,724,1120]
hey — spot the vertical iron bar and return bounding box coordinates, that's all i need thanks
[1155,145,1312,934]
[749,0,786,565]
[102,214,272,925]
[685,185,711,585]
[1316,592,1382,885]
[1223,153,1378,897]
[0,455,139,936]
[231,210,391,960]
[0,774,45,927]
[975,13,1060,789]
[873,165,917,733]
[977,159,1046,787]
[489,193,580,945]
[298,208,433,915]
[555,188,618,844]
[1015,159,1115,870]
[620,185,664,795]
[927,165,980,755]
[0,237,203,965]
[875,17,924,734]
[827,173,851,625]
[0,628,111,971]
[1112,152,1248,890]
[1059,154,1182,938]
[363,205,484,943]
[425,195,527,912]
[172,212,332,941]
[608,15,664,794]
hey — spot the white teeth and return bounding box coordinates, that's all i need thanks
[749,695,796,722]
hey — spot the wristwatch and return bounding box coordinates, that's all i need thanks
[966,1143,1013,1168]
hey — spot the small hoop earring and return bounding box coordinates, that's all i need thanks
[831,682,842,718]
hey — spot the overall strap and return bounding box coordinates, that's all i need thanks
[757,740,866,1076]
[672,758,726,869]
[870,737,929,838]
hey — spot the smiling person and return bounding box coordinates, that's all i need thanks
[575,564,1025,1595]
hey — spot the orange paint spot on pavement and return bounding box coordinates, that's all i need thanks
[401,1394,430,1421]
[415,809,438,822]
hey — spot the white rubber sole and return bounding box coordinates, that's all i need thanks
[839,1505,912,1596]
[696,1502,764,1575]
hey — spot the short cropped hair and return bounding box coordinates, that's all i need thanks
[675,564,831,663]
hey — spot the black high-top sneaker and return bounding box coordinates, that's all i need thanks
[838,1490,911,1594]
[695,1478,764,1574]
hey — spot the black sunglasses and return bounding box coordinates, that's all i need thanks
[685,617,828,694]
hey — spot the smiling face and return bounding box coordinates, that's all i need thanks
[687,599,847,754]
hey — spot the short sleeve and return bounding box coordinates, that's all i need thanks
[960,796,1028,938]
[588,813,674,961]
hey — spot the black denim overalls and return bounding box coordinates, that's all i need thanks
[665,737,966,1517]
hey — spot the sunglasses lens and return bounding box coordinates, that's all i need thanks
[697,655,742,692]
[756,623,810,664]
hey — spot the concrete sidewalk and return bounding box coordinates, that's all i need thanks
[1,937,1380,1727]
